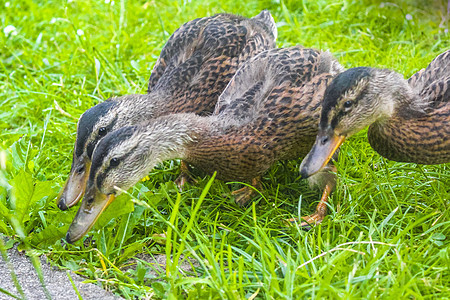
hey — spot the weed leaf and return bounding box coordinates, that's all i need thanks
[11,170,34,224]
[95,194,134,229]
[31,224,69,248]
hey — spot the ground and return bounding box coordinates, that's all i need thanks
[0,0,449,299]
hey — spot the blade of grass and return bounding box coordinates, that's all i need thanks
[66,270,84,300]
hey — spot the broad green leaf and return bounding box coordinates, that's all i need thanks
[144,192,164,206]
[152,281,169,299]
[30,224,68,248]
[4,239,16,249]
[30,181,55,207]
[10,170,34,224]
[10,140,27,171]
[10,170,55,226]
[62,260,82,272]
[136,261,147,284]
[52,211,78,225]
[0,173,10,196]
[0,201,9,219]
[95,194,134,229]
[0,188,8,222]
[432,233,446,240]
[0,186,8,204]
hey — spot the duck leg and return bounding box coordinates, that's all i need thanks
[299,176,334,228]
[302,163,337,228]
[174,161,198,191]
[232,177,262,206]
[287,162,337,229]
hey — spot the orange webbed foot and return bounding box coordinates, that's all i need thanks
[289,166,336,230]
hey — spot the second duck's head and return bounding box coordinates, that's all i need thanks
[57,94,152,211]
[65,114,198,243]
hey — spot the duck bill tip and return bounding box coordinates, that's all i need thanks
[300,134,345,179]
[65,191,115,244]
[57,160,91,211]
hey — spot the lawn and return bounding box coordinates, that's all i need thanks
[1,0,449,298]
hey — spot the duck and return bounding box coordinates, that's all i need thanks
[57,11,277,211]
[65,46,346,243]
[300,49,449,178]
[299,49,449,223]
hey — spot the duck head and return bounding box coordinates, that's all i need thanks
[299,67,409,178]
[65,115,197,243]
[57,95,152,210]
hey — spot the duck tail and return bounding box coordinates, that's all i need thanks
[252,10,277,41]
[408,50,450,94]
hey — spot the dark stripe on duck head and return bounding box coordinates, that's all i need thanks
[75,100,117,158]
[320,67,371,129]
[85,115,118,159]
[89,125,138,186]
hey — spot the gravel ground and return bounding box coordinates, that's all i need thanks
[0,246,121,300]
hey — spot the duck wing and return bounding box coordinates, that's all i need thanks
[369,50,449,164]
[214,46,343,129]
[408,49,450,106]
[189,47,343,182]
[147,16,210,93]
[147,12,277,116]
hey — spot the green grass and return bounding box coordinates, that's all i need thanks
[1,0,449,298]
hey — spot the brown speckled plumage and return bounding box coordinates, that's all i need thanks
[82,46,345,201]
[186,47,344,182]
[368,50,450,164]
[147,12,277,116]
[58,11,276,211]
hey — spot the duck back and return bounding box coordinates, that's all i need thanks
[147,12,277,117]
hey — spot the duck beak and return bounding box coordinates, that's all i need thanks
[65,185,115,244]
[57,155,91,211]
[300,133,345,179]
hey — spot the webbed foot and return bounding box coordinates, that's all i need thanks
[174,161,198,191]
[232,177,262,206]
[289,164,336,230]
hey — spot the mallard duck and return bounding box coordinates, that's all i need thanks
[65,46,345,243]
[299,49,450,224]
[57,11,277,211]
[300,49,450,174]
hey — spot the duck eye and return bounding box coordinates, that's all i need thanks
[99,127,107,136]
[343,101,352,109]
[76,165,85,174]
[110,157,120,167]
[109,157,120,167]
[110,158,120,167]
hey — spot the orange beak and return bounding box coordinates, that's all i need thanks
[57,154,91,211]
[65,184,115,244]
[300,133,345,179]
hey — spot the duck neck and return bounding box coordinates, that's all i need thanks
[367,70,426,162]
[370,69,420,123]
[115,93,171,124]
[139,113,212,165]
